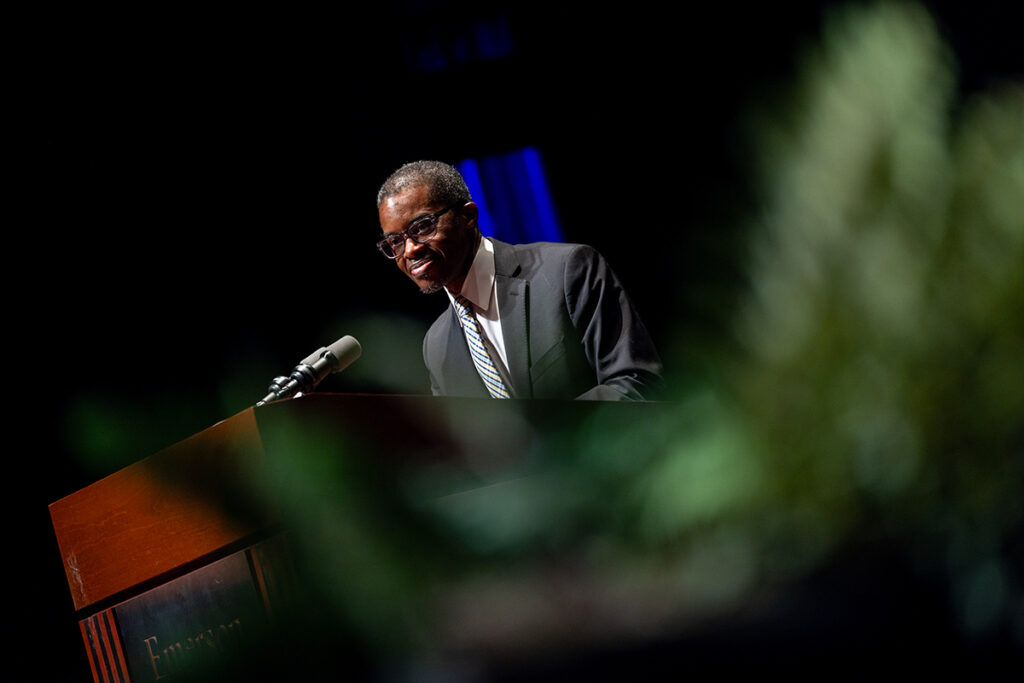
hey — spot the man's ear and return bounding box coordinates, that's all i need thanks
[462,201,479,227]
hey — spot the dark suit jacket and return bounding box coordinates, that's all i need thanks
[423,239,663,400]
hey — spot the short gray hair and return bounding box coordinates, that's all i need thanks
[376,160,472,209]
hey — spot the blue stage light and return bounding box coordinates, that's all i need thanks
[457,148,563,244]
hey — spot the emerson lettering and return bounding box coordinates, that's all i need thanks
[144,617,244,680]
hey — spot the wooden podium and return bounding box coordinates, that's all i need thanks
[51,393,654,681]
[50,399,284,682]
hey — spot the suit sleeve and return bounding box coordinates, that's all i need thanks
[564,245,664,400]
[423,332,443,396]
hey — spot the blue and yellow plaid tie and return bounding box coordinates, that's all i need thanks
[453,295,511,398]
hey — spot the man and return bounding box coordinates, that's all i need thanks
[376,160,662,400]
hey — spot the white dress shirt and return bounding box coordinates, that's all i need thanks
[444,237,513,388]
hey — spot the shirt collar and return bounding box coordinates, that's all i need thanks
[445,236,495,312]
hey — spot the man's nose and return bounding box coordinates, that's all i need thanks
[402,236,423,258]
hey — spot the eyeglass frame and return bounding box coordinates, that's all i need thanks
[376,204,460,259]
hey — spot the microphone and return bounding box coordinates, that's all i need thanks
[256,335,362,406]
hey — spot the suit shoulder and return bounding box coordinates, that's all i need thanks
[506,241,602,272]
[511,240,591,256]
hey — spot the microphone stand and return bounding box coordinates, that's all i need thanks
[256,336,361,407]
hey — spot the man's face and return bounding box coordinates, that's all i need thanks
[378,184,478,294]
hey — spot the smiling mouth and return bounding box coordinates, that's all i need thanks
[408,255,436,277]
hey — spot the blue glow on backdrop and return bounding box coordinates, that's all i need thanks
[457,147,564,244]
[455,158,494,237]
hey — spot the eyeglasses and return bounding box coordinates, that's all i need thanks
[376,205,458,259]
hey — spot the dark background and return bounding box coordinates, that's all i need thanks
[12,1,1021,680]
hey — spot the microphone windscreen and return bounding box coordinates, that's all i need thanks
[327,335,362,373]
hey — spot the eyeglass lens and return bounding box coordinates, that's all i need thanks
[382,216,438,257]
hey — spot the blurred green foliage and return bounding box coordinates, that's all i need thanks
[728,0,1023,637]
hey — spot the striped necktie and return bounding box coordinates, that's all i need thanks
[453,295,510,398]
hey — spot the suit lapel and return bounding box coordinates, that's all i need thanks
[439,307,489,397]
[492,241,532,398]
